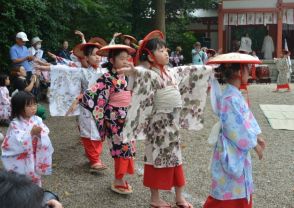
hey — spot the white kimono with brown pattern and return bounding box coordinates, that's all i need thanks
[123,65,212,168]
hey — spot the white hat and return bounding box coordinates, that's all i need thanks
[31,37,42,45]
[16,32,29,42]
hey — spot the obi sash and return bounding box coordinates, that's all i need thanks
[108,91,132,108]
[154,85,182,113]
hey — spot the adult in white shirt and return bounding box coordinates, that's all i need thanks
[239,33,252,53]
[261,32,274,60]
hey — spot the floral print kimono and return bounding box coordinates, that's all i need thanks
[0,86,11,121]
[1,115,54,186]
[209,83,261,201]
[80,69,135,159]
[276,57,290,89]
[49,65,107,140]
[123,65,212,168]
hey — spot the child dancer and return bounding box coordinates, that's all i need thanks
[80,44,136,194]
[274,50,291,92]
[204,53,266,208]
[1,91,54,186]
[0,74,11,126]
[120,30,212,207]
[36,41,108,173]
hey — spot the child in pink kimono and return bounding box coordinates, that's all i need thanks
[1,91,54,186]
[0,74,11,126]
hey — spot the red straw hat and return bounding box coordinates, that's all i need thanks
[206,49,216,56]
[206,52,262,65]
[88,37,108,47]
[96,44,136,57]
[73,43,102,59]
[134,30,164,65]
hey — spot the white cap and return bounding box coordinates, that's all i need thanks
[31,37,42,45]
[16,32,29,42]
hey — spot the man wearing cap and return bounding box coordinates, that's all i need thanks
[10,32,34,80]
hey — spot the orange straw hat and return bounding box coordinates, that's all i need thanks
[96,44,136,57]
[206,52,262,65]
[73,43,102,59]
[88,37,108,47]
[134,30,164,65]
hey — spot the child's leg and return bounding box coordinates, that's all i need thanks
[81,137,104,167]
[113,157,134,186]
[150,189,171,207]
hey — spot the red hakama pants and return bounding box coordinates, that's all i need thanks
[81,137,103,166]
[204,195,253,208]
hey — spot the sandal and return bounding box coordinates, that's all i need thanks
[111,181,133,195]
[89,163,107,173]
[175,201,193,208]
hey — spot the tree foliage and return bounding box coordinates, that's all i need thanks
[0,0,216,71]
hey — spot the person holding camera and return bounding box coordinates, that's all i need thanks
[192,42,205,65]
[0,171,63,208]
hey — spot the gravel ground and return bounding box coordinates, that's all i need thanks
[0,83,294,208]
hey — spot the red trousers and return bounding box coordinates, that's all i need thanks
[114,157,135,179]
[81,137,103,166]
[277,83,290,90]
[143,164,185,190]
[204,195,253,208]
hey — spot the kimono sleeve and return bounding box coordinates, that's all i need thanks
[49,65,82,116]
[80,75,110,136]
[123,68,157,140]
[221,96,260,152]
[171,65,213,130]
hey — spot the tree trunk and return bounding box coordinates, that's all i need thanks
[154,0,166,36]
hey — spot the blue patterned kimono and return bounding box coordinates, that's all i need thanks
[210,84,261,201]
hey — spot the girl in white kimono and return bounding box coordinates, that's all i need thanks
[0,74,11,126]
[36,41,108,173]
[120,31,212,208]
[1,91,54,186]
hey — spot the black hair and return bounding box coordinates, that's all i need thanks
[83,45,99,57]
[220,63,241,81]
[102,49,129,70]
[0,74,8,86]
[140,38,167,62]
[0,171,43,208]
[11,91,37,119]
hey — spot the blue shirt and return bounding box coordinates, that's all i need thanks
[10,44,32,72]
[192,49,205,65]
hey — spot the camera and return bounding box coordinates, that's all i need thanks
[41,190,60,208]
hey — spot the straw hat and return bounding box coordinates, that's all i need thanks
[206,49,216,56]
[206,52,262,65]
[134,30,164,65]
[96,44,136,57]
[88,37,108,47]
[121,35,137,44]
[73,43,102,59]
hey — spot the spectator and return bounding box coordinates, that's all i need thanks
[57,40,71,60]
[10,32,34,81]
[192,42,205,65]
[170,46,184,67]
[0,171,63,208]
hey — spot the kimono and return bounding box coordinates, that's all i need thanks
[49,65,107,141]
[261,35,274,60]
[1,115,54,186]
[0,86,11,121]
[123,65,212,168]
[206,83,261,204]
[80,69,135,159]
[275,58,291,90]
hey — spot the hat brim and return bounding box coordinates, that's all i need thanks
[206,49,216,56]
[96,44,136,57]
[206,52,262,65]
[121,35,137,44]
[134,30,164,65]
[88,37,108,47]
[73,43,102,59]
[20,38,29,42]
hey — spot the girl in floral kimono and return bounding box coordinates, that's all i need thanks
[204,53,266,208]
[1,91,54,186]
[80,44,136,195]
[120,30,212,208]
[274,50,291,92]
[0,74,11,126]
[36,41,108,173]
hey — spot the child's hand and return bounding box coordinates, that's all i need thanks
[31,125,42,136]
[257,135,266,150]
[113,32,122,38]
[65,99,79,116]
[117,63,135,76]
[74,30,84,38]
[254,144,264,160]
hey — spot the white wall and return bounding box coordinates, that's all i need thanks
[223,0,277,9]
